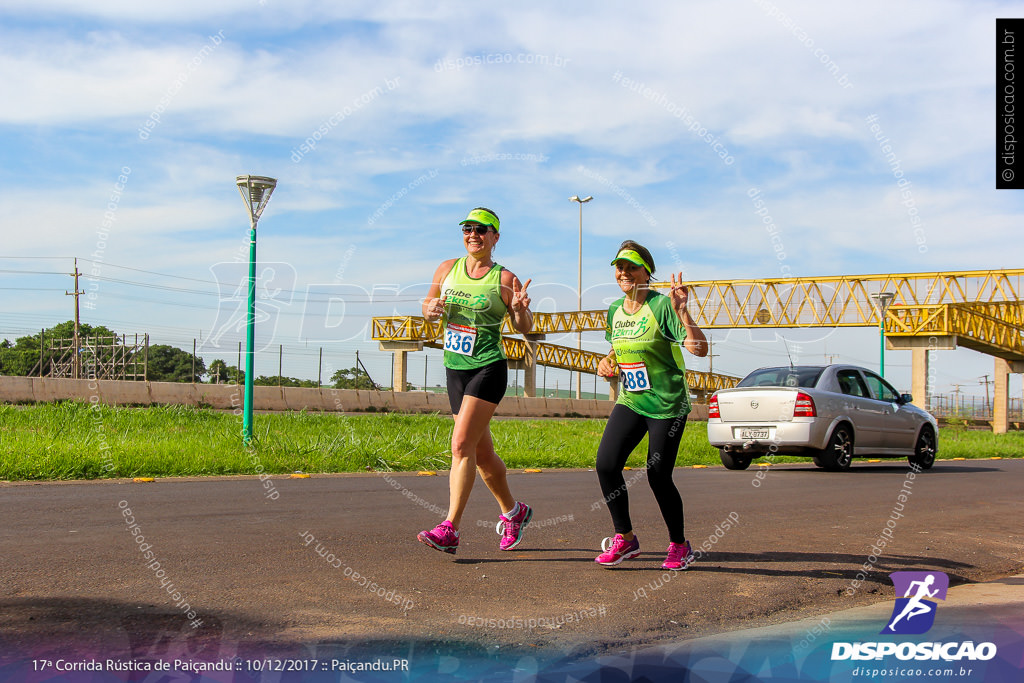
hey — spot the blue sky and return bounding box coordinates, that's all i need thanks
[1,0,1020,401]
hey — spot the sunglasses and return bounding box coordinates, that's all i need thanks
[461,225,492,235]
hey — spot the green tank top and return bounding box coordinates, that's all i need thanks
[440,257,507,370]
[606,290,691,418]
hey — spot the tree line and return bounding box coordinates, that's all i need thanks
[0,321,376,389]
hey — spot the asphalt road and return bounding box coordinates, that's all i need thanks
[1,459,1022,674]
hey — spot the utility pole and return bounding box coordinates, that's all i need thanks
[823,342,837,364]
[979,375,992,417]
[951,383,964,414]
[65,258,84,379]
[706,335,720,376]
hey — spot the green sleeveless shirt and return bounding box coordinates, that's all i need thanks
[440,257,507,370]
[606,290,691,418]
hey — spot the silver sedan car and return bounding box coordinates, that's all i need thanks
[706,364,938,471]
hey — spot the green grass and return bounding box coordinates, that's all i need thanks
[0,401,1020,481]
[934,426,1024,459]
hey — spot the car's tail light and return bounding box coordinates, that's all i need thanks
[793,392,816,417]
[708,394,720,419]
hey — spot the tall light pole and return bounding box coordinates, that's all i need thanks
[870,291,895,378]
[236,174,277,446]
[569,195,592,399]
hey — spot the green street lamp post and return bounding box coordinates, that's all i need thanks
[236,174,277,445]
[569,195,592,399]
[870,291,895,378]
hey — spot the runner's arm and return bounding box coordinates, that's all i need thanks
[501,269,534,334]
[423,259,457,321]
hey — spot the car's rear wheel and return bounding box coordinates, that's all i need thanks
[818,425,853,471]
[908,427,936,470]
[719,449,752,470]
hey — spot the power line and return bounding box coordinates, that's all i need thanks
[77,258,221,285]
[25,273,420,303]
[0,287,67,291]
[0,257,222,284]
[3,258,426,302]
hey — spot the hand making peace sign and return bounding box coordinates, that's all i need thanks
[510,277,531,314]
[669,272,689,312]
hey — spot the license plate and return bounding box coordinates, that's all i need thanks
[740,428,770,439]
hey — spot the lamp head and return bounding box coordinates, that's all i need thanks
[236,175,278,225]
[870,291,896,313]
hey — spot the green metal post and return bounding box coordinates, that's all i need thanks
[871,292,893,379]
[242,223,257,444]
[236,174,276,446]
[879,316,885,378]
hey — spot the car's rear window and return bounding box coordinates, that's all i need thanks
[736,367,825,389]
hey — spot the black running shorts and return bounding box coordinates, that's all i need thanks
[446,359,508,414]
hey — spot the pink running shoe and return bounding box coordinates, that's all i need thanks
[497,502,533,550]
[417,521,459,554]
[662,541,694,571]
[595,533,640,567]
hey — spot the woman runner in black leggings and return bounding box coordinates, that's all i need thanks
[594,240,707,569]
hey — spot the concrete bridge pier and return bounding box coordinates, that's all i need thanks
[993,358,1024,434]
[379,341,423,391]
[891,336,1023,432]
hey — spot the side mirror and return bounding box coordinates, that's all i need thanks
[900,393,914,404]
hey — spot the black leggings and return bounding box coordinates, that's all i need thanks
[595,404,688,543]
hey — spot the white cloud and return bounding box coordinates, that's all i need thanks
[1,0,1021,394]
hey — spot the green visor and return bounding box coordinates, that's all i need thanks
[459,209,500,233]
[610,248,652,273]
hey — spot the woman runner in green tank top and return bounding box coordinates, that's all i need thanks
[438,254,508,370]
[416,208,536,555]
[594,240,708,571]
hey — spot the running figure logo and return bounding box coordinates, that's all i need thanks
[881,571,949,635]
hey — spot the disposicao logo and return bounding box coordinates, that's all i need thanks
[882,570,948,635]
[831,571,997,663]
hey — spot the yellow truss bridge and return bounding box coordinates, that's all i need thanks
[675,269,1024,361]
[371,315,740,396]
[373,268,1024,430]
[383,269,1024,357]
